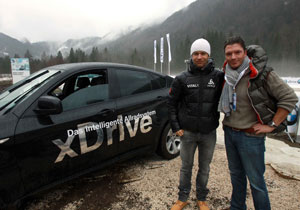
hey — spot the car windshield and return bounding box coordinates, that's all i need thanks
[0,69,60,113]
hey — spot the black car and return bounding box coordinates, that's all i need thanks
[0,62,180,208]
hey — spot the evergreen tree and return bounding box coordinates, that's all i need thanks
[130,48,141,65]
[41,52,48,62]
[296,38,300,62]
[48,55,57,66]
[173,39,186,71]
[39,51,48,69]
[24,49,33,60]
[184,35,191,59]
[56,51,64,64]
[270,33,282,61]
[75,49,86,62]
[103,47,111,62]
[29,58,41,73]
[0,56,11,74]
[68,48,76,63]
[89,47,101,61]
[204,30,226,67]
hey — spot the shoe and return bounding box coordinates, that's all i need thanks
[171,200,189,210]
[197,201,209,210]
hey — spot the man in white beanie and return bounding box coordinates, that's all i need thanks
[168,38,224,210]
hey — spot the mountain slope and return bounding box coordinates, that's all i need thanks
[1,0,299,75]
[104,0,300,73]
[0,33,104,58]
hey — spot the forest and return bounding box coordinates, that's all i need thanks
[1,0,300,76]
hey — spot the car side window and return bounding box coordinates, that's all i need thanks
[150,74,166,90]
[115,69,152,96]
[50,70,108,111]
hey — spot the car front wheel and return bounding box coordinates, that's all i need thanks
[158,124,180,159]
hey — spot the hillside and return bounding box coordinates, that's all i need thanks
[1,0,299,76]
[104,0,300,75]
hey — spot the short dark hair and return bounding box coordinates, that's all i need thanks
[224,36,246,51]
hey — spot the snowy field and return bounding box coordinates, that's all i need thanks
[0,74,12,82]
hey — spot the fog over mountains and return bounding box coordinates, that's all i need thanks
[1,0,300,75]
[0,32,106,58]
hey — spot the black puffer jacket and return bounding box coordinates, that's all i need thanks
[168,59,224,134]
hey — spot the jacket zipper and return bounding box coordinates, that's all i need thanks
[247,80,264,124]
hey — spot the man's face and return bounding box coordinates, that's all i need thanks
[192,51,209,68]
[224,43,247,69]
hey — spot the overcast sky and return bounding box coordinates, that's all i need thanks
[0,0,196,43]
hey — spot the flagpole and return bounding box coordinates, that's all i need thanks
[166,33,171,76]
[154,40,157,72]
[160,37,164,74]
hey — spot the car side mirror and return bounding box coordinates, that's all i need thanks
[34,96,63,115]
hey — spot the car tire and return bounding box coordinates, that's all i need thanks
[0,197,4,210]
[6,200,23,210]
[158,124,180,159]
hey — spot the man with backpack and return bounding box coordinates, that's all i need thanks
[218,36,298,210]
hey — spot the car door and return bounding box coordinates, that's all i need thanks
[13,69,118,193]
[111,67,169,154]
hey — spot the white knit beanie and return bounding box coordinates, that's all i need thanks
[190,38,211,56]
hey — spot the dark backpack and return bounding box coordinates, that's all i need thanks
[251,67,288,133]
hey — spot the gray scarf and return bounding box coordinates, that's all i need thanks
[218,57,250,116]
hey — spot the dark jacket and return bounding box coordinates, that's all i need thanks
[168,59,224,133]
[222,45,297,132]
[246,45,297,132]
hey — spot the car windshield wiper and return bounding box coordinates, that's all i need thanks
[9,70,50,93]
[0,71,60,112]
[0,83,42,112]
[0,91,9,100]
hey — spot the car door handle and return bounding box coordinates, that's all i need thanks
[156,96,165,101]
[0,138,9,144]
[98,109,115,116]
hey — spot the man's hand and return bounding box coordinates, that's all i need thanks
[252,108,290,134]
[252,123,275,134]
[176,129,184,136]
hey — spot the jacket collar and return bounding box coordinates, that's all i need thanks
[222,58,259,79]
[188,58,214,75]
[222,45,268,79]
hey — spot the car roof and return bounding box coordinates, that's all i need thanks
[45,62,156,74]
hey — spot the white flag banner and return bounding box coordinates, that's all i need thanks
[154,40,157,64]
[166,33,172,62]
[160,37,164,63]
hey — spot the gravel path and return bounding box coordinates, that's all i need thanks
[24,131,300,210]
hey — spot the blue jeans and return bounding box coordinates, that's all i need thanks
[178,130,216,202]
[224,126,271,210]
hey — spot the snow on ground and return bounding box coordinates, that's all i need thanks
[0,74,12,82]
[217,113,300,181]
[265,138,300,180]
